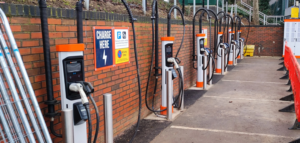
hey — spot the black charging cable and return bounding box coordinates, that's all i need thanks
[120,1,142,143]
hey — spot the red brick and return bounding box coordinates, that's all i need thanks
[49,32,62,38]
[14,33,30,39]
[22,25,40,32]
[22,40,39,47]
[10,25,21,32]
[11,17,29,23]
[62,19,75,25]
[48,18,62,25]
[30,18,41,24]
[19,48,31,55]
[56,26,69,31]
[22,55,40,62]
[31,32,42,39]
[55,39,69,45]
[62,32,75,38]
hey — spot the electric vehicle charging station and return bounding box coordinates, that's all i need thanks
[216,32,224,74]
[196,34,209,89]
[192,8,219,89]
[228,31,235,65]
[145,1,185,120]
[160,37,182,115]
[159,6,185,118]
[57,44,86,143]
[57,44,99,143]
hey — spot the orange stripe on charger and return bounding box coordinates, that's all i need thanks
[160,105,173,115]
[56,44,85,52]
[237,55,241,58]
[218,32,223,35]
[196,33,206,37]
[196,81,203,88]
[161,37,175,41]
[216,69,222,73]
[296,56,300,59]
[228,61,233,65]
[238,30,242,32]
[284,19,300,22]
[229,31,235,34]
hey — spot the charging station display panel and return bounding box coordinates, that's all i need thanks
[114,27,130,65]
[93,27,114,71]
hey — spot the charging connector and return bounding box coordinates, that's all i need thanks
[167,58,179,69]
[69,83,89,105]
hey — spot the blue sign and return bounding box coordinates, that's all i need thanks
[95,29,113,69]
[117,31,121,39]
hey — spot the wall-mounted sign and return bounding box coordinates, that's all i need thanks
[93,27,130,71]
[114,28,129,64]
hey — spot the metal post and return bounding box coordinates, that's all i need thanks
[103,93,114,143]
[209,55,212,85]
[217,0,219,14]
[249,9,251,22]
[207,0,209,9]
[233,45,236,65]
[167,70,173,120]
[221,48,225,75]
[225,53,228,72]
[222,0,224,11]
[104,93,113,143]
[193,0,195,16]
[179,66,184,111]
[174,0,177,19]
[226,1,228,13]
[203,55,207,90]
[62,109,74,143]
[142,0,146,14]
[235,0,237,15]
[240,40,244,59]
[264,14,266,25]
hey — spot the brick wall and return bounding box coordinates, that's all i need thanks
[9,16,205,142]
[9,15,283,142]
[240,26,284,56]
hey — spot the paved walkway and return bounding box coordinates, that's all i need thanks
[151,57,300,143]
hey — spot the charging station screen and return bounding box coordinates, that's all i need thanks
[67,63,81,73]
[94,29,113,69]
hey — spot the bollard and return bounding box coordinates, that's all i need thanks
[208,55,212,85]
[203,55,207,90]
[221,48,225,75]
[62,109,74,143]
[179,66,184,111]
[167,70,173,120]
[225,53,228,72]
[233,45,236,65]
[103,93,113,143]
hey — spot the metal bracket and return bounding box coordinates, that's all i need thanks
[279,103,295,113]
[289,119,300,130]
[280,94,294,101]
